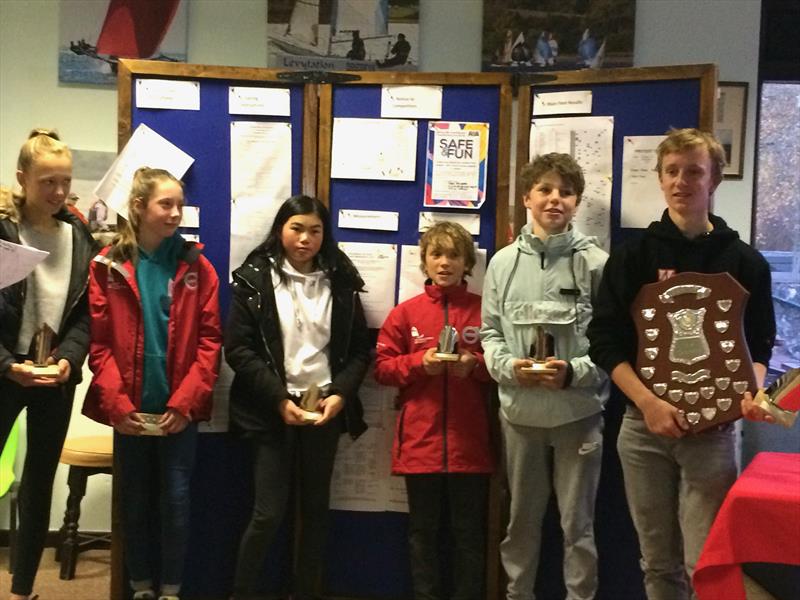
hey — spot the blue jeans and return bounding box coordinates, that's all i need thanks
[116,423,198,590]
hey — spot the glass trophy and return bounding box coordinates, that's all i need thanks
[30,324,60,378]
[299,383,323,422]
[521,326,557,373]
[754,368,800,428]
[434,324,460,362]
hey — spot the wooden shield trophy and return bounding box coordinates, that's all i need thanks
[631,272,756,433]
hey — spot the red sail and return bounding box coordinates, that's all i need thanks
[95,0,180,58]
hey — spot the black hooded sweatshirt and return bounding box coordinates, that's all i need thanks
[587,210,775,386]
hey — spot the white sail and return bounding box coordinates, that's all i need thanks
[331,0,388,37]
[286,0,320,46]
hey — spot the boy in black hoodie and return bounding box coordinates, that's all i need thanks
[587,128,776,600]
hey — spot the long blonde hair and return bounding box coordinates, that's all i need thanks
[108,167,183,263]
[11,129,72,214]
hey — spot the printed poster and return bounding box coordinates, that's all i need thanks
[424,121,489,209]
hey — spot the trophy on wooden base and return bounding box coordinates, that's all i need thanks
[30,324,60,378]
[299,383,323,422]
[754,368,800,428]
[135,412,167,436]
[434,324,460,362]
[521,326,557,374]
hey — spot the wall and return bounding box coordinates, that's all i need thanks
[0,0,762,532]
[634,0,762,241]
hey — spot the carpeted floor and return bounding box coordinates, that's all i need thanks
[0,546,110,600]
[0,545,779,600]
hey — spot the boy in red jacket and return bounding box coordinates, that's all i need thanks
[375,222,494,600]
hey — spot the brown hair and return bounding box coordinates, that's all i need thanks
[656,128,726,186]
[419,221,476,277]
[518,153,585,202]
[14,129,72,205]
[108,167,183,263]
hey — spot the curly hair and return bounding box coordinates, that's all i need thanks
[519,153,585,202]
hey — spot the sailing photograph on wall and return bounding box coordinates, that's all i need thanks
[482,0,635,73]
[268,0,419,71]
[59,0,188,86]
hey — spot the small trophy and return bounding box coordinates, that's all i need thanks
[30,324,60,378]
[753,368,800,428]
[299,383,323,422]
[135,412,166,436]
[434,324,460,362]
[521,326,557,373]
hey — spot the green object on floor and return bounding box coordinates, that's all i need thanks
[0,418,19,496]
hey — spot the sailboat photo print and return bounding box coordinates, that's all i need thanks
[59,0,188,85]
[268,0,419,71]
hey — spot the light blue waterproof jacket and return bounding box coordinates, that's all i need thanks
[481,224,610,427]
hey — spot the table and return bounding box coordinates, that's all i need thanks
[693,452,800,600]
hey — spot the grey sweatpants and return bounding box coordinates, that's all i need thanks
[500,412,603,600]
[617,406,737,600]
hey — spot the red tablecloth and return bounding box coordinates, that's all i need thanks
[693,452,800,600]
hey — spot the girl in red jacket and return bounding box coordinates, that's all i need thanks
[84,167,222,600]
[375,222,494,600]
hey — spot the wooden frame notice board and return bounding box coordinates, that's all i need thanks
[116,59,512,600]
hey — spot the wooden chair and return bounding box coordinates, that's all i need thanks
[55,435,113,580]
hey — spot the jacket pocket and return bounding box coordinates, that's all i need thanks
[505,300,577,326]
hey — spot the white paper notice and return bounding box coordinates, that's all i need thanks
[381,85,443,119]
[180,206,200,228]
[621,136,666,228]
[229,121,292,277]
[329,372,405,512]
[339,209,399,232]
[0,239,48,290]
[529,116,614,249]
[418,212,481,235]
[331,118,417,181]
[136,79,200,111]
[397,245,486,304]
[532,90,593,116]
[338,241,397,328]
[229,86,291,116]
[94,124,195,217]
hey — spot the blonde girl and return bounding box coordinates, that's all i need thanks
[0,129,95,600]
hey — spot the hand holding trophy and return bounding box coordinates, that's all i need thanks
[752,368,800,428]
[299,383,323,423]
[30,324,60,378]
[434,324,460,362]
[521,326,557,374]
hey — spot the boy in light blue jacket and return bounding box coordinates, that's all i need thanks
[481,153,609,600]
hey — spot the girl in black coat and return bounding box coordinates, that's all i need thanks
[226,195,370,600]
[0,130,95,600]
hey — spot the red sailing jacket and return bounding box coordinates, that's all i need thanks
[83,243,222,426]
[375,282,494,475]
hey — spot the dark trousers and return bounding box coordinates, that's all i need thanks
[405,473,489,600]
[233,421,340,598]
[0,379,74,596]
